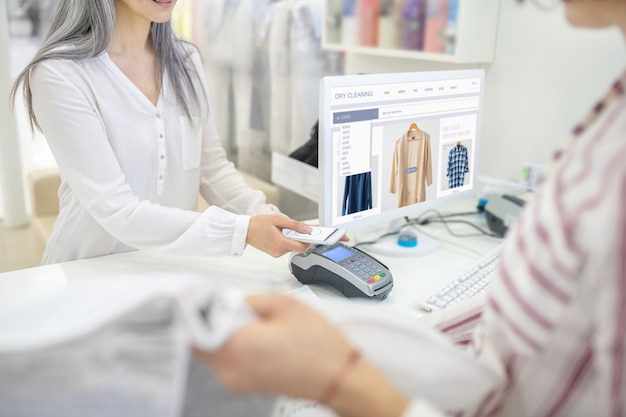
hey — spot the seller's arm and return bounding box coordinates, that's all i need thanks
[195,294,445,417]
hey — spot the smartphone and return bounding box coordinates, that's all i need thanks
[282,226,346,246]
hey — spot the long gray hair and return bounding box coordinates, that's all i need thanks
[10,0,204,131]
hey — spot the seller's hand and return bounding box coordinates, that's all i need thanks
[246,214,311,257]
[195,293,354,399]
[194,294,409,417]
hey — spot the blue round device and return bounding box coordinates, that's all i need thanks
[397,233,418,247]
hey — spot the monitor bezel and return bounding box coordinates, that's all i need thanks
[318,69,486,232]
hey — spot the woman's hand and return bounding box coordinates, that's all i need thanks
[246,214,312,257]
[195,294,409,417]
[196,294,354,398]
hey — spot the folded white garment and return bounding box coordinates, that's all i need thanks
[0,276,255,353]
[0,277,265,417]
[0,278,501,417]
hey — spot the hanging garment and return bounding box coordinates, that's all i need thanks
[390,129,432,207]
[446,144,469,189]
[423,0,448,53]
[288,0,325,154]
[267,1,293,156]
[342,172,373,215]
[267,0,344,156]
[195,0,246,163]
[358,0,380,47]
[377,0,401,49]
[289,120,319,168]
[401,0,426,50]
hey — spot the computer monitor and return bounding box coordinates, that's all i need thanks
[318,69,485,256]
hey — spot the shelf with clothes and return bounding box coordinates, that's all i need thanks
[323,0,501,64]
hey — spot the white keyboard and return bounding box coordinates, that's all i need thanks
[418,245,502,312]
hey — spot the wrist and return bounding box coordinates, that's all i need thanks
[320,349,361,405]
[323,351,409,417]
[233,214,251,255]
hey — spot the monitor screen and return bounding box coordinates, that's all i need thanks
[319,69,484,238]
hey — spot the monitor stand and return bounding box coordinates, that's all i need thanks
[350,218,439,258]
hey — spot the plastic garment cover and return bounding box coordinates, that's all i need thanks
[195,0,343,181]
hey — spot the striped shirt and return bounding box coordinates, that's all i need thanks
[404,73,626,417]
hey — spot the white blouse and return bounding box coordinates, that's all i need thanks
[29,43,278,264]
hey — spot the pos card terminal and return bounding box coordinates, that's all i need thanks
[289,242,393,300]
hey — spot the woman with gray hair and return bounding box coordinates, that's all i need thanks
[10,0,312,264]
